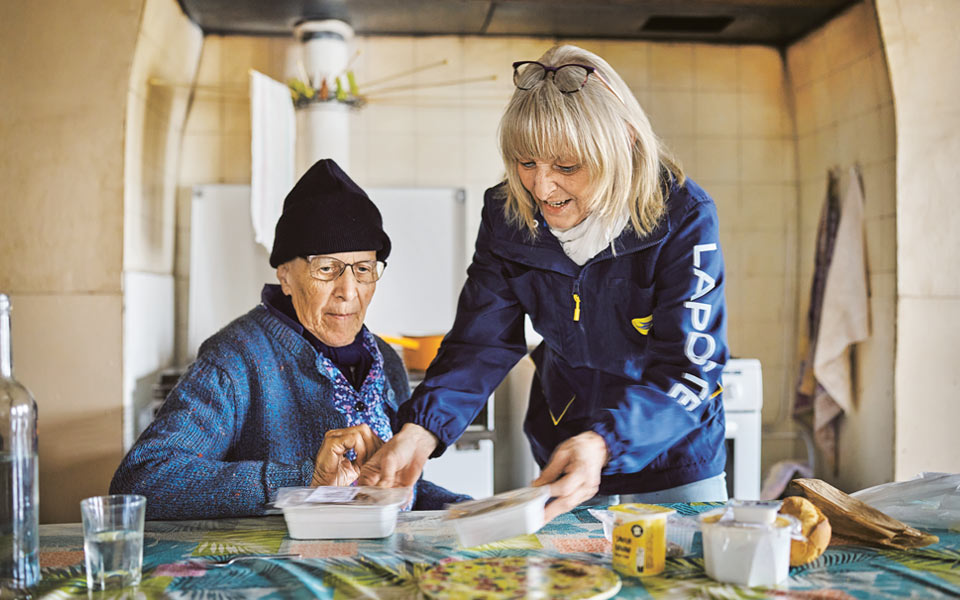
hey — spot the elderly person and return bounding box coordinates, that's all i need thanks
[361,44,729,521]
[111,159,469,519]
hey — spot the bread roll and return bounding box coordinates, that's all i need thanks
[780,496,831,566]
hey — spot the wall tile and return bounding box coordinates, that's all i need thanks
[853,109,886,166]
[414,104,464,137]
[796,132,819,182]
[696,139,740,184]
[741,184,789,229]
[738,45,784,94]
[668,136,698,176]
[871,51,894,106]
[223,98,251,135]
[415,134,466,187]
[196,37,222,85]
[814,126,840,176]
[860,159,897,219]
[696,92,739,136]
[463,133,504,186]
[759,365,789,427]
[179,133,222,185]
[824,3,875,70]
[810,79,834,129]
[645,90,695,136]
[694,45,738,92]
[649,43,694,90]
[741,138,792,184]
[786,40,814,89]
[220,132,251,183]
[598,42,649,90]
[365,133,418,187]
[849,55,880,115]
[365,102,418,136]
[865,215,897,274]
[742,231,789,276]
[705,183,739,228]
[184,96,222,135]
[738,313,790,360]
[740,91,786,136]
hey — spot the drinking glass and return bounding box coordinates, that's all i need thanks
[80,494,146,590]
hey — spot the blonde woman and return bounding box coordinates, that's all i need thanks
[361,45,729,520]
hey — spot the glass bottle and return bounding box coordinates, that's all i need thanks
[0,293,40,591]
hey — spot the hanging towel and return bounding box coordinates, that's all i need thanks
[812,167,871,470]
[796,171,841,419]
[250,70,296,252]
[814,167,870,412]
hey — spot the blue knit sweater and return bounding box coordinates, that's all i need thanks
[110,305,470,520]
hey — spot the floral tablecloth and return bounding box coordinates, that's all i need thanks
[30,503,960,599]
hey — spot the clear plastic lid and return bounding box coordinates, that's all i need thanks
[729,499,783,524]
[446,487,549,520]
[699,503,803,538]
[609,503,676,519]
[274,486,411,510]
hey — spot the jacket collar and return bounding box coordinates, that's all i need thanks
[491,201,672,276]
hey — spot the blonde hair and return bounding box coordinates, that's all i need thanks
[498,44,684,238]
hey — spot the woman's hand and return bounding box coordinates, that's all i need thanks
[358,423,439,488]
[532,431,609,522]
[311,424,384,487]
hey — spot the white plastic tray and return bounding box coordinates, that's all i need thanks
[446,487,550,547]
[275,486,411,540]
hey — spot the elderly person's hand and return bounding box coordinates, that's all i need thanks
[311,424,384,487]
[357,423,438,488]
[532,431,609,522]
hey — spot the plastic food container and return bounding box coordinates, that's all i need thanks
[590,508,697,558]
[274,486,411,539]
[608,504,675,577]
[729,499,782,525]
[446,487,550,547]
[700,503,801,587]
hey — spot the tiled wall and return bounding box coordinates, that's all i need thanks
[875,0,960,478]
[787,1,897,491]
[176,34,799,479]
[122,0,201,448]
[0,1,141,524]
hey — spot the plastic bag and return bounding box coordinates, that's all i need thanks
[850,472,960,530]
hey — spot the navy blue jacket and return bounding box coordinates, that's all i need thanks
[399,178,729,494]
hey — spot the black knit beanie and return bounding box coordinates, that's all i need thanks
[269,159,391,267]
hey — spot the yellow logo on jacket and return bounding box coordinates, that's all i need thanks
[631,315,653,335]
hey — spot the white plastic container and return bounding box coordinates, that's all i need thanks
[729,499,782,525]
[274,486,411,539]
[699,505,800,587]
[446,487,550,547]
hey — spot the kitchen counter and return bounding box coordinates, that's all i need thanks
[30,504,960,598]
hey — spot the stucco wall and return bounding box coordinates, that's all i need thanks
[875,0,960,478]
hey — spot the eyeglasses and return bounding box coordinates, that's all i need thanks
[304,256,386,284]
[512,61,625,104]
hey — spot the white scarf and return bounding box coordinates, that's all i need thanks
[549,206,631,266]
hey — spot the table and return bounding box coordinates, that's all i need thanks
[31,503,960,599]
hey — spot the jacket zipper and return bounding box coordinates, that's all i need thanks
[572,280,581,321]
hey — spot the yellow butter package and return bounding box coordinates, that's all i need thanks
[609,503,675,577]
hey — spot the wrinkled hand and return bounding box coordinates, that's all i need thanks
[532,431,609,523]
[312,425,384,487]
[358,423,439,488]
